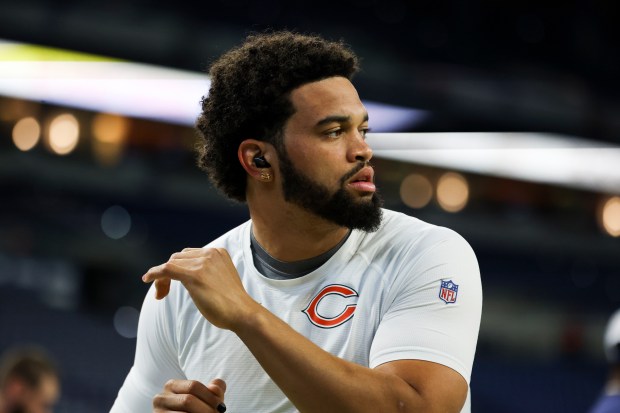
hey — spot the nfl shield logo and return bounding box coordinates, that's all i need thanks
[439,280,458,304]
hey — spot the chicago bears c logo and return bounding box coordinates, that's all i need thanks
[302,284,358,328]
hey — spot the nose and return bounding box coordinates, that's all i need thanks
[348,131,373,163]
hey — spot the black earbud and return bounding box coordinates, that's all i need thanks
[253,155,271,168]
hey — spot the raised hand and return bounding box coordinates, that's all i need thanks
[142,247,261,331]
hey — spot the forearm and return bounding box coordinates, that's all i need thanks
[233,305,425,413]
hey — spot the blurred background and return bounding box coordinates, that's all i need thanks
[0,1,619,412]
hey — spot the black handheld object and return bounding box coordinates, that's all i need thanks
[253,156,271,168]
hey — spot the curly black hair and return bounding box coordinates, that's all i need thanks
[196,31,360,202]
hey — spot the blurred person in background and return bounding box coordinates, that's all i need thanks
[0,347,60,413]
[111,31,482,413]
[589,309,620,413]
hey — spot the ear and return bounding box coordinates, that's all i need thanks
[238,139,275,181]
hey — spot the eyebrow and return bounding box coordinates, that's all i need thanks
[316,113,369,126]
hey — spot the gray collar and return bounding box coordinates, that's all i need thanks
[250,229,351,280]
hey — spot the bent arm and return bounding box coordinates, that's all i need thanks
[232,231,480,413]
[233,305,468,413]
[143,234,481,413]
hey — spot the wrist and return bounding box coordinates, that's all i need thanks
[231,302,272,337]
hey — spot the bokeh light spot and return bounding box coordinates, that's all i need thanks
[48,113,79,155]
[601,196,620,237]
[12,117,41,151]
[400,174,433,209]
[437,172,469,213]
[113,306,140,339]
[101,205,132,240]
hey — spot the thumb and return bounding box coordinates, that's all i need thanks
[207,378,227,413]
[206,378,227,396]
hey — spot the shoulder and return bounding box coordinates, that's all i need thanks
[362,209,473,258]
[351,209,480,294]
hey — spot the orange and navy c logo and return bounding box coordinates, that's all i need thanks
[302,284,358,328]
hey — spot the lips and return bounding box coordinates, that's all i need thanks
[347,167,376,193]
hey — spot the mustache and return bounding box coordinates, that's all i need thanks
[339,162,371,185]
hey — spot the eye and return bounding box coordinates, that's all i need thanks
[359,127,371,139]
[325,128,344,138]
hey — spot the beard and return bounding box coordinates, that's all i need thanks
[277,150,383,232]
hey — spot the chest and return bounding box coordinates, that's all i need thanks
[174,258,391,412]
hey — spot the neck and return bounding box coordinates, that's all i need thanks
[249,202,350,262]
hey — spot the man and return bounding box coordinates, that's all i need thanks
[0,347,60,413]
[111,31,482,413]
[589,309,620,413]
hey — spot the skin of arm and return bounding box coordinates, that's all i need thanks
[143,247,468,413]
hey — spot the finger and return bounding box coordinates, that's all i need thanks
[173,247,233,261]
[182,247,206,253]
[163,379,225,407]
[152,392,214,412]
[169,248,208,260]
[207,379,227,413]
[143,262,190,284]
[154,278,171,300]
[205,378,226,399]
